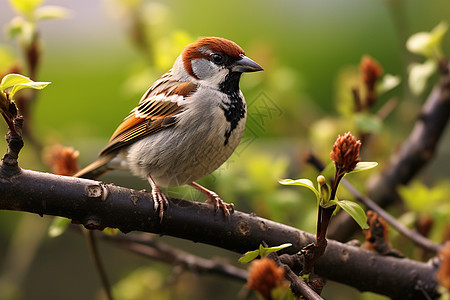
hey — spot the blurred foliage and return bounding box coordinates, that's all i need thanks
[113,267,170,300]
[0,0,449,300]
[399,181,450,244]
[407,21,448,95]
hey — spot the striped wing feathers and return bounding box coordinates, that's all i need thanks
[99,79,197,156]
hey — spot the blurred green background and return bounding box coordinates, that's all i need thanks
[0,0,449,299]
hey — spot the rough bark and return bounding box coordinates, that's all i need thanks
[0,168,439,299]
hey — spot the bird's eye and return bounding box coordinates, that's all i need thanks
[211,53,224,64]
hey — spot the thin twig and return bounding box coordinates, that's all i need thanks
[284,265,323,300]
[85,229,113,300]
[341,178,440,253]
[268,252,323,300]
[99,232,248,282]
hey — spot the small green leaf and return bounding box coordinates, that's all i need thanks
[1,74,51,99]
[48,217,70,237]
[239,243,292,263]
[1,73,33,90]
[407,21,448,58]
[408,59,436,95]
[35,6,71,21]
[301,273,310,282]
[349,162,378,173]
[279,178,319,201]
[238,249,260,263]
[330,200,368,229]
[6,16,24,39]
[10,81,51,98]
[377,74,401,94]
[259,243,292,258]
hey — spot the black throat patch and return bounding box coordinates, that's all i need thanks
[219,72,246,146]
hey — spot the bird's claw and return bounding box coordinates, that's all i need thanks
[151,186,169,222]
[205,193,234,218]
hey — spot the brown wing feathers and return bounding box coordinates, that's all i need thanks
[75,69,197,179]
[100,80,197,156]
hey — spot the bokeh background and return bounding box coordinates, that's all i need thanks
[0,0,449,299]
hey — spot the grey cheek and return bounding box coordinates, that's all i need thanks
[191,59,217,79]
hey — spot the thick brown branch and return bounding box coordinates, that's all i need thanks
[0,168,439,299]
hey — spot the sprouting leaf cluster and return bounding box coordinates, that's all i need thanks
[280,161,378,230]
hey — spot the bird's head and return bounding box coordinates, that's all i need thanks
[179,37,263,88]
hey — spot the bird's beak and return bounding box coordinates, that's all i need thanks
[231,55,264,73]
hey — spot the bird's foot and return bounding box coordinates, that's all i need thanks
[189,182,234,218]
[147,176,169,221]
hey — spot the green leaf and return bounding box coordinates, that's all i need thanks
[279,178,319,201]
[301,273,310,282]
[239,243,292,263]
[408,59,436,95]
[377,74,401,94]
[1,73,51,99]
[9,0,44,17]
[48,217,70,237]
[35,5,71,21]
[6,16,24,39]
[1,73,33,91]
[238,249,260,263]
[259,243,292,258]
[348,162,378,173]
[10,81,51,98]
[330,200,368,229]
[406,21,448,58]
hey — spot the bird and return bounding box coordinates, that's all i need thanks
[74,37,263,220]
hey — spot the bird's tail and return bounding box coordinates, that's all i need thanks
[74,153,116,179]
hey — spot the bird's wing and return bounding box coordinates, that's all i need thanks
[99,71,198,156]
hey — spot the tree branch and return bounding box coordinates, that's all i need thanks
[97,231,249,282]
[342,178,440,253]
[0,168,439,299]
[367,60,450,207]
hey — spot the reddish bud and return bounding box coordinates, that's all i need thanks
[360,55,383,85]
[44,144,80,176]
[359,55,383,107]
[246,257,285,300]
[330,132,361,173]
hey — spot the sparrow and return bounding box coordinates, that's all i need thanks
[74,37,263,219]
